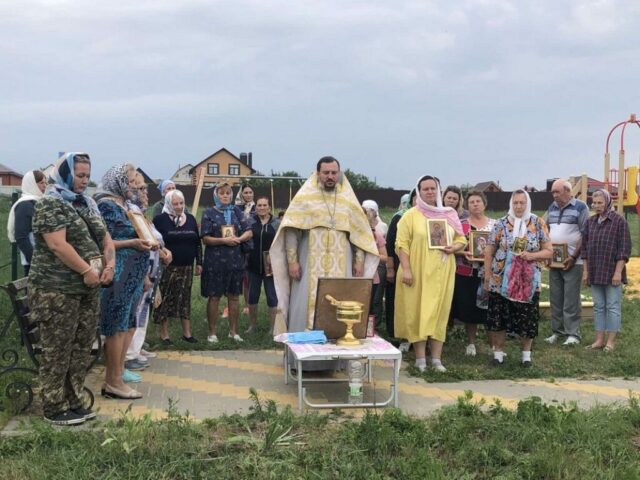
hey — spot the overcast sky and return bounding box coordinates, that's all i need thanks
[2,0,640,190]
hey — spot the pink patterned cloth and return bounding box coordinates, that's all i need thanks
[503,254,536,303]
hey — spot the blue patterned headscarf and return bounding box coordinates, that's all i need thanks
[213,182,234,224]
[47,152,100,214]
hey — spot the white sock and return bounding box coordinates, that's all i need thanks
[522,351,532,362]
[493,351,505,363]
[431,358,443,367]
[415,358,427,368]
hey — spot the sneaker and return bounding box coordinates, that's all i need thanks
[416,364,426,373]
[399,342,410,353]
[221,307,229,319]
[491,358,504,366]
[228,333,244,342]
[123,369,142,383]
[544,334,559,344]
[71,407,97,421]
[432,363,447,373]
[182,336,198,343]
[245,326,256,334]
[562,336,580,346]
[124,359,148,371]
[207,335,219,344]
[522,360,532,368]
[465,344,477,356]
[140,349,157,358]
[44,410,86,426]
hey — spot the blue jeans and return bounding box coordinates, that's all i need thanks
[590,284,622,332]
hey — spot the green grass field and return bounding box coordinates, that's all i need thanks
[1,392,640,479]
[2,196,640,478]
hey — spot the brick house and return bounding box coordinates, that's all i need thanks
[189,148,256,187]
[0,163,23,186]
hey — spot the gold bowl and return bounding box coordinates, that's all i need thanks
[325,295,364,346]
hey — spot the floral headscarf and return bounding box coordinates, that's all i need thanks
[235,184,255,220]
[94,164,134,203]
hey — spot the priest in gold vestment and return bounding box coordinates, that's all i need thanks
[270,157,379,337]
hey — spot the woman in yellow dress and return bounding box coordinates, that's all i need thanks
[395,175,467,372]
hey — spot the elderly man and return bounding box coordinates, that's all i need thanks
[544,179,589,345]
[270,156,379,337]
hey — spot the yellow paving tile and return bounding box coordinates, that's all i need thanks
[157,351,283,376]
[377,380,520,409]
[155,352,519,407]
[142,371,299,406]
[519,379,640,398]
[92,401,169,420]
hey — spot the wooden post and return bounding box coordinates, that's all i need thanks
[191,167,205,217]
[580,174,588,202]
[270,179,275,211]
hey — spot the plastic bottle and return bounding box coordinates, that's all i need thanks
[348,360,364,404]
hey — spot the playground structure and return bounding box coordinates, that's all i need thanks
[604,113,640,214]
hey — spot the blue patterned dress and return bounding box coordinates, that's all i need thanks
[98,200,150,336]
[200,205,249,297]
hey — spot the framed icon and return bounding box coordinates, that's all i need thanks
[313,278,373,340]
[88,256,104,276]
[469,231,490,261]
[426,219,451,249]
[127,210,160,247]
[550,243,569,269]
[221,224,236,238]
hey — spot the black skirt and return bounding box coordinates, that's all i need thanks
[451,274,487,325]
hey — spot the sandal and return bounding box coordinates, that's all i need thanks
[585,344,604,350]
[603,345,615,352]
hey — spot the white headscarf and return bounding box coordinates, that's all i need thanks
[162,189,187,227]
[7,170,45,243]
[508,189,532,239]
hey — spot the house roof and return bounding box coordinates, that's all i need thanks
[473,181,501,191]
[0,163,23,177]
[172,164,193,175]
[136,167,155,184]
[189,148,256,175]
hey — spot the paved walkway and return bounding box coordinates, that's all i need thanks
[74,349,640,421]
[3,348,639,435]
